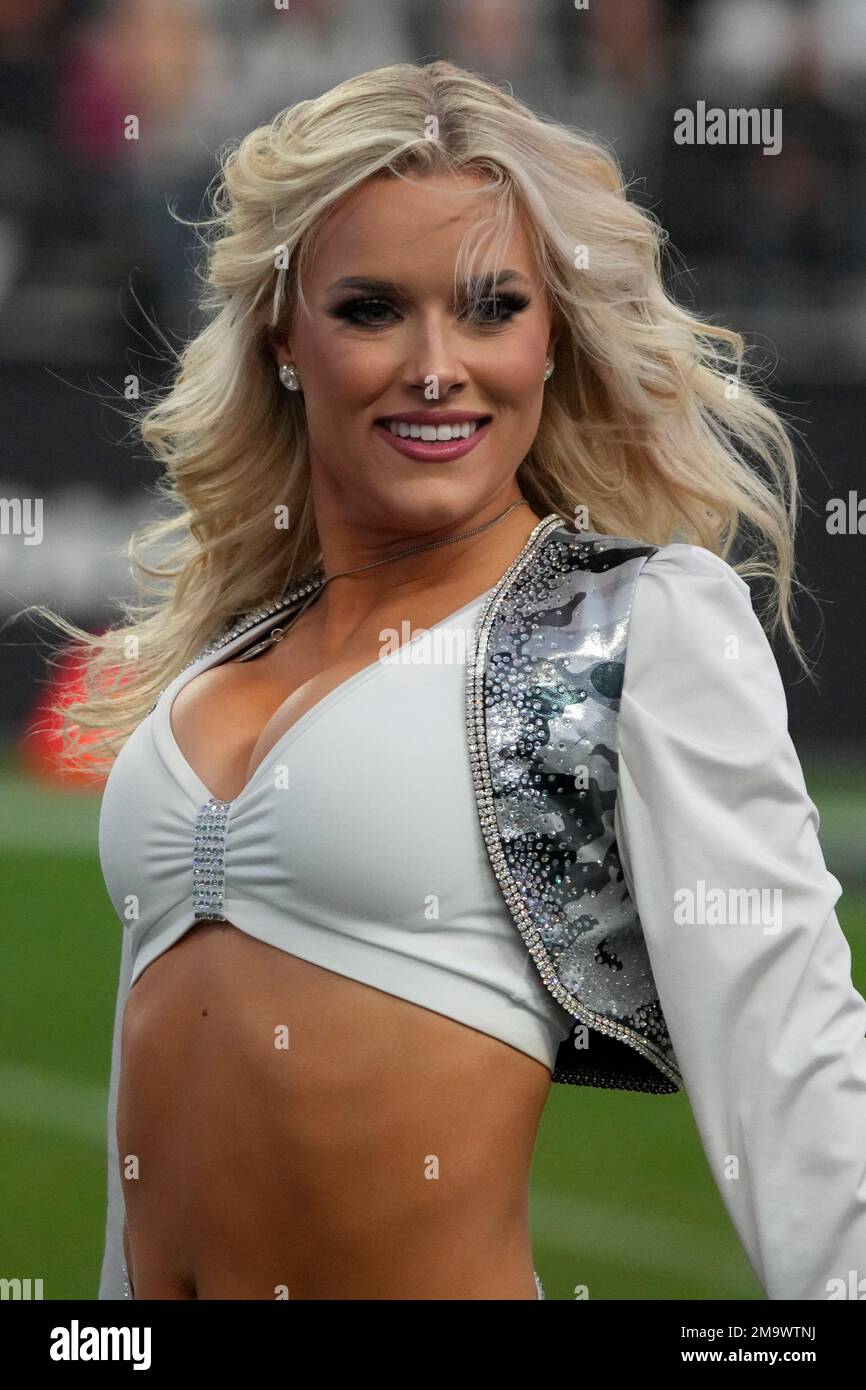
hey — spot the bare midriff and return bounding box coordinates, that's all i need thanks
[118,921,551,1300]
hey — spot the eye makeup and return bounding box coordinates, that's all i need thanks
[329,291,531,329]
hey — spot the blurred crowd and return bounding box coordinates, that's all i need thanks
[1,0,865,362]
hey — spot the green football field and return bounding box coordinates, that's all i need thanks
[2,756,864,1300]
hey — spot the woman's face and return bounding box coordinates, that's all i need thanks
[274,170,558,536]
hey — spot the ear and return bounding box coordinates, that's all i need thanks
[268,327,291,368]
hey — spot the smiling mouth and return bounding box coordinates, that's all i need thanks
[375,416,492,441]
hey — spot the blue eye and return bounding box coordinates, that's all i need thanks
[330,292,531,329]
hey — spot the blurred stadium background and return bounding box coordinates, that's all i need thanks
[1,0,865,1300]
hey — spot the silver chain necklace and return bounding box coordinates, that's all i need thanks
[233,498,530,664]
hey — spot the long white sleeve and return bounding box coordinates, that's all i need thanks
[614,542,866,1300]
[97,907,135,1299]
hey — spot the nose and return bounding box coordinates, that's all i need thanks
[402,312,468,400]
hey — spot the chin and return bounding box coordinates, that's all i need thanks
[359,480,489,532]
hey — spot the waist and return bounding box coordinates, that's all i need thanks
[118,924,549,1293]
[122,921,552,1143]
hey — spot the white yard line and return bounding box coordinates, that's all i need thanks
[531,1189,751,1293]
[0,1061,106,1144]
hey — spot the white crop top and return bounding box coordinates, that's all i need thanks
[97,585,575,1070]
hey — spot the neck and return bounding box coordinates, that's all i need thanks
[306,487,546,631]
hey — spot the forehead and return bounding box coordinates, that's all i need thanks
[306,171,538,286]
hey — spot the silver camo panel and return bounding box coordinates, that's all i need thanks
[475,519,683,1093]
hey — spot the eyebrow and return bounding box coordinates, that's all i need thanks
[324,270,532,295]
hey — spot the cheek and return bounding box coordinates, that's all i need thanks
[309,331,393,411]
[483,339,547,402]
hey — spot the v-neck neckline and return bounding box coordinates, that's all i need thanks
[155,584,497,807]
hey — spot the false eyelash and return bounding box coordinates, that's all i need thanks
[330,292,531,328]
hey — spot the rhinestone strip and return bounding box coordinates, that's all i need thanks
[465,514,683,1093]
[193,798,230,920]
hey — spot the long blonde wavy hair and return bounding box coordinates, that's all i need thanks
[29,58,815,780]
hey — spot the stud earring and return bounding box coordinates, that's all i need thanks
[543,358,554,381]
[279,363,301,391]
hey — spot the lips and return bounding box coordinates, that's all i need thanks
[373,415,493,463]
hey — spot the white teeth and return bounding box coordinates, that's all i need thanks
[385,419,484,441]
